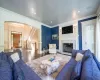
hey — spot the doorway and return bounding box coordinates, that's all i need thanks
[82,19,96,53]
[11,32,22,48]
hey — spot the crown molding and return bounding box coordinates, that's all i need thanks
[51,14,97,28]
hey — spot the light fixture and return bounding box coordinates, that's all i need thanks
[60,27,62,29]
[31,8,36,15]
[34,12,36,15]
[51,21,52,23]
[78,11,80,13]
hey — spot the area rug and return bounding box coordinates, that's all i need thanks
[27,54,71,79]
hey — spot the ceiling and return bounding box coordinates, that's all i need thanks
[0,0,100,26]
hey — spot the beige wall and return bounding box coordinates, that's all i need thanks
[4,22,40,51]
[0,7,50,53]
[0,26,4,51]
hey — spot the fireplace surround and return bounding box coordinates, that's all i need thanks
[61,40,76,54]
[63,43,73,53]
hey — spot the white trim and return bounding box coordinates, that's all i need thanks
[97,5,100,15]
[0,7,51,28]
[51,14,97,27]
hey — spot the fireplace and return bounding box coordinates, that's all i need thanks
[63,43,73,53]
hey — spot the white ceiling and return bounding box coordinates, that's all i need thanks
[0,0,100,26]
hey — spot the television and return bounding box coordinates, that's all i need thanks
[62,25,73,34]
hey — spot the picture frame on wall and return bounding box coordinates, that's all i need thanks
[52,34,58,40]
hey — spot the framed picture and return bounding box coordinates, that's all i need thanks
[52,34,58,40]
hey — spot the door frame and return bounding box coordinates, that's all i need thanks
[11,31,22,49]
[78,16,97,50]
[81,20,96,53]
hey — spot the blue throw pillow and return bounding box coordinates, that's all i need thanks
[0,60,12,80]
[13,60,25,80]
[72,50,86,58]
[82,49,93,63]
[81,56,100,80]
[71,61,82,80]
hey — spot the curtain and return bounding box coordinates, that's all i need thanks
[96,15,100,62]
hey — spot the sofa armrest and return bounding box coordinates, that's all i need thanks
[56,58,77,80]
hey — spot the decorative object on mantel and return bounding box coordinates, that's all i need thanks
[52,34,59,40]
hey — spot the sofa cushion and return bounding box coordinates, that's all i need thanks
[71,60,82,80]
[81,55,100,80]
[6,51,24,80]
[5,49,22,59]
[13,60,25,80]
[0,52,8,61]
[92,53,100,70]
[16,60,41,80]
[72,50,86,58]
[56,58,77,80]
[82,50,93,63]
[0,60,12,80]
[7,50,22,68]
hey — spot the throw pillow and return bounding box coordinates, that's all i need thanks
[75,53,83,61]
[71,61,82,80]
[8,52,24,80]
[10,52,20,63]
[81,56,100,80]
[72,50,86,58]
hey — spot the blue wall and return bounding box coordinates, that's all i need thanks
[51,26,59,49]
[41,25,59,50]
[42,16,97,50]
[41,25,52,50]
[78,16,97,50]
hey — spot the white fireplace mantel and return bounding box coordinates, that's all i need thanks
[60,40,76,55]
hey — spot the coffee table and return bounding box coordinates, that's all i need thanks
[40,56,62,75]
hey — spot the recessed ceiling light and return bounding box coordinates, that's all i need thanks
[51,21,52,23]
[31,8,36,15]
[34,12,36,15]
[78,11,80,13]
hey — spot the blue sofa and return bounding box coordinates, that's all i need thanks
[0,49,100,80]
[56,49,100,80]
[0,51,41,80]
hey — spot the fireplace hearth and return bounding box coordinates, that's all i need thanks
[63,43,73,53]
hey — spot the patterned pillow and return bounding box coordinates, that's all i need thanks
[0,60,12,80]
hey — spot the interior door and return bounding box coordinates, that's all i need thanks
[11,32,22,48]
[82,20,96,53]
[13,34,20,48]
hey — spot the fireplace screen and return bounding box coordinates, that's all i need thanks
[63,43,73,53]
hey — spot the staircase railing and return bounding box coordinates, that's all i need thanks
[26,27,36,49]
